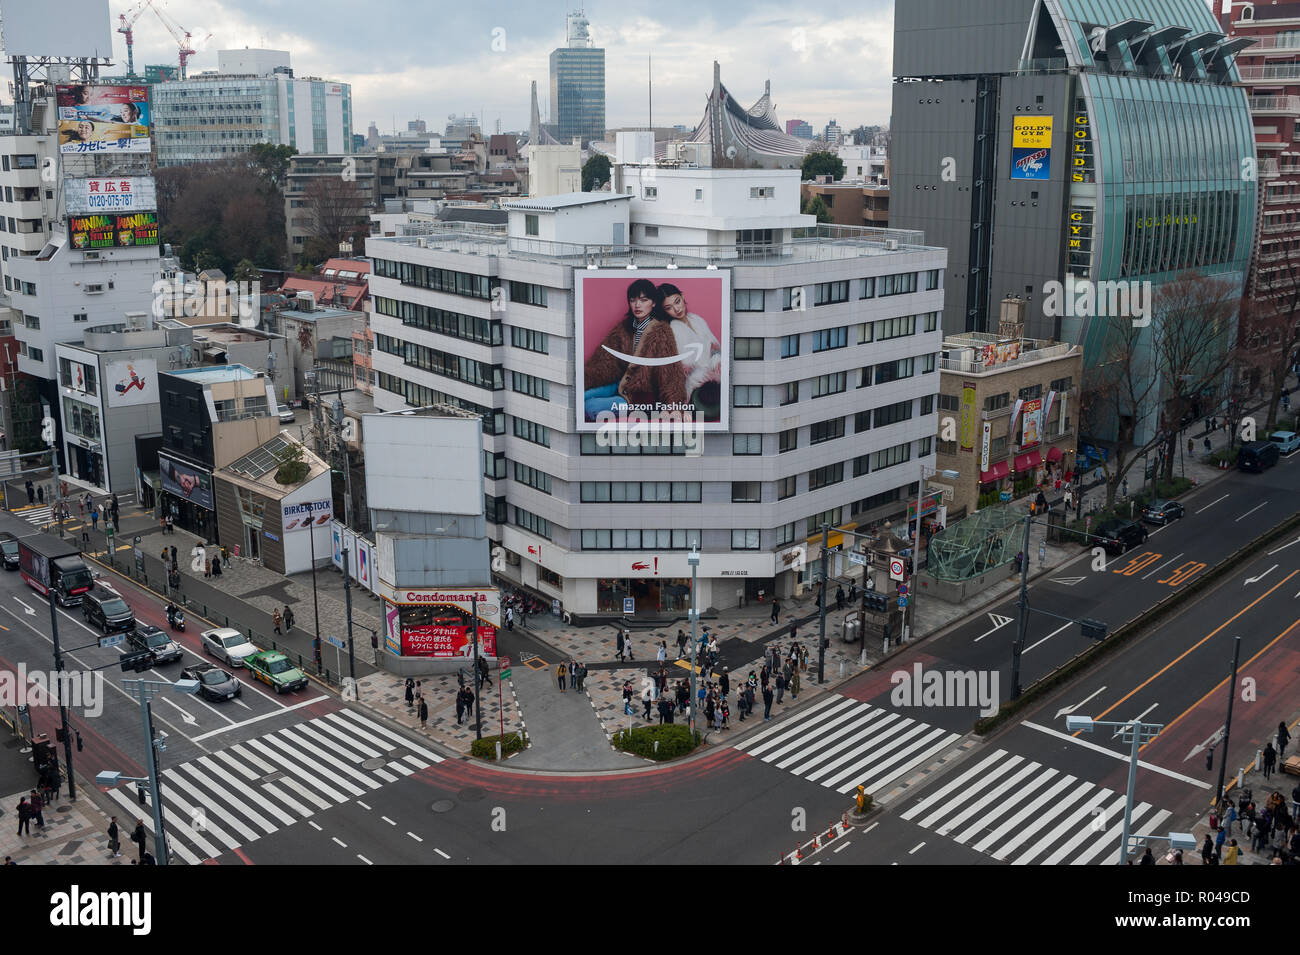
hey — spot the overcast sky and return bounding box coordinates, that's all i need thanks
[57,0,897,136]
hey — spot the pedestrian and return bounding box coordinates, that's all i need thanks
[1215,824,1226,860]
[1279,721,1292,759]
[37,485,44,505]
[790,666,800,699]
[1264,741,1278,779]
[577,662,587,692]
[166,514,174,534]
[615,628,626,662]
[623,680,635,716]
[1187,438,1194,457]
[557,663,567,692]
[204,554,211,578]
[478,656,492,687]
[417,695,428,729]
[28,789,44,829]
[505,606,514,631]
[656,640,667,664]
[836,585,845,611]
[675,629,687,659]
[1064,488,1073,510]
[771,598,780,624]
[1171,849,1183,865]
[211,556,221,577]
[719,668,730,697]
[404,676,414,709]
[1121,477,1128,498]
[221,545,230,568]
[762,684,774,721]
[657,697,670,724]
[720,698,730,730]
[170,545,177,566]
[107,816,121,858]
[1201,833,1214,865]
[283,606,295,631]
[90,506,99,531]
[272,608,283,635]
[848,582,857,603]
[1139,847,1155,865]
[455,688,466,725]
[24,480,33,505]
[1224,839,1239,865]
[775,671,786,704]
[642,685,654,720]
[624,630,634,661]
[15,796,30,836]
[132,820,146,862]
[568,660,577,690]
[462,686,475,721]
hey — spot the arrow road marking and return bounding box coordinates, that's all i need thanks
[159,696,198,726]
[1055,685,1108,720]
[1245,564,1277,586]
[1112,704,1158,738]
[13,598,35,616]
[1184,725,1226,763]
[601,342,704,366]
[974,612,1014,642]
[1049,576,1086,586]
[1269,536,1300,556]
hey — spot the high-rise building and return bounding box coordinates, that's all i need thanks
[786,119,813,139]
[823,120,843,146]
[365,156,945,617]
[890,0,1257,443]
[549,9,605,146]
[151,50,353,166]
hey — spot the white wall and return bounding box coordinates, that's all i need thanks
[363,413,483,516]
[218,49,290,76]
[280,471,333,574]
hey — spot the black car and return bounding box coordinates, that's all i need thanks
[128,625,183,665]
[0,533,18,570]
[180,662,241,702]
[1140,498,1185,525]
[1094,519,1148,555]
[82,586,135,634]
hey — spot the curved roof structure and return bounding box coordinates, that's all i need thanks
[689,64,807,169]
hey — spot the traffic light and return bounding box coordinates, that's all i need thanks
[864,593,889,613]
[1080,619,1107,641]
[54,728,66,744]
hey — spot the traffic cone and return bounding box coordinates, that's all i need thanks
[826,825,836,841]
[795,844,803,861]
[812,835,820,850]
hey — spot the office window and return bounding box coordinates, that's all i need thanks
[924,312,939,332]
[984,392,1010,412]
[779,381,799,406]
[483,450,506,479]
[525,214,539,236]
[858,365,873,388]
[28,346,42,362]
[938,393,960,412]
[812,326,848,351]
[875,357,914,384]
[937,439,958,454]
[808,462,844,491]
[860,277,876,298]
[1050,376,1073,393]
[776,522,796,546]
[749,186,775,198]
[917,436,933,457]
[509,281,547,307]
[810,372,846,398]
[510,326,548,354]
[991,436,1008,458]
[643,186,657,199]
[513,462,553,494]
[582,528,699,550]
[921,353,937,374]
[512,416,551,447]
[735,337,764,360]
[1018,384,1043,401]
[853,410,872,433]
[778,476,797,499]
[510,371,550,401]
[806,507,843,537]
[731,481,761,503]
[853,453,871,477]
[875,315,916,341]
[73,312,88,323]
[874,400,914,428]
[512,505,551,540]
[734,289,765,312]
[809,417,845,444]
[871,441,912,471]
[731,529,761,550]
[924,269,941,290]
[780,334,799,358]
[813,281,850,306]
[779,428,798,453]
[782,287,803,311]
[878,272,918,296]
[580,481,700,502]
[734,385,763,407]
[733,433,762,455]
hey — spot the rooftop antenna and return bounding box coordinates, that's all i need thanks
[648,55,653,131]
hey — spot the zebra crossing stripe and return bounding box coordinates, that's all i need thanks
[253,735,360,800]
[991,779,1095,861]
[969,770,1070,852]
[932,757,1035,837]
[240,739,340,807]
[296,723,399,783]
[901,749,1009,822]
[276,726,383,791]
[213,748,316,819]
[186,758,289,831]
[740,696,852,755]
[334,708,444,763]
[805,716,925,784]
[849,727,959,795]
[1012,788,1112,865]
[1041,794,1132,865]
[778,708,893,772]
[163,769,261,844]
[103,787,204,866]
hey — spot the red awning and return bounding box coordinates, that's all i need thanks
[1046,445,1064,463]
[979,460,1011,484]
[1014,450,1043,472]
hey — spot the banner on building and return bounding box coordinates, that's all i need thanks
[283,498,333,533]
[574,269,731,432]
[400,622,498,658]
[959,382,977,452]
[69,212,158,250]
[1010,116,1052,181]
[65,177,157,214]
[57,84,151,154]
[159,453,213,511]
[105,359,157,408]
[980,340,1021,368]
[1042,390,1058,438]
[981,421,992,473]
[356,538,372,590]
[1021,398,1043,449]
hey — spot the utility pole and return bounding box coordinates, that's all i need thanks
[41,403,65,539]
[471,594,481,740]
[1214,636,1242,805]
[342,547,357,698]
[1009,512,1032,700]
[688,545,700,734]
[818,523,828,684]
[47,587,76,801]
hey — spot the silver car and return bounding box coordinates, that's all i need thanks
[278,405,296,424]
[201,627,257,667]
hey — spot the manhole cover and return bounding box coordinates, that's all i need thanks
[387,748,411,761]
[362,757,387,771]
[431,799,455,813]
[457,787,486,802]
[260,771,284,784]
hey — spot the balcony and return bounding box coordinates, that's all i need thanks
[1265,191,1300,203]
[1250,95,1300,115]
[1262,219,1295,234]
[1242,35,1300,54]
[1260,157,1280,178]
[1238,63,1300,82]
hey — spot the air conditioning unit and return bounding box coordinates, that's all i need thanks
[295,291,315,311]
[884,239,899,251]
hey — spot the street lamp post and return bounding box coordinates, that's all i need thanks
[46,586,76,801]
[687,545,700,733]
[342,547,358,699]
[902,464,959,643]
[1066,714,1164,864]
[306,500,321,670]
[1214,636,1242,805]
[471,593,481,740]
[817,523,828,683]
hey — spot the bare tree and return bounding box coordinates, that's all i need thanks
[1239,259,1300,432]
[302,177,370,264]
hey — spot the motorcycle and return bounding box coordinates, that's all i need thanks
[166,606,185,632]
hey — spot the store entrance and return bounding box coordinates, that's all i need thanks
[69,445,105,489]
[597,577,692,615]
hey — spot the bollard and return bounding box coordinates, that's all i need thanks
[495,741,502,760]
[654,740,660,754]
[839,661,845,677]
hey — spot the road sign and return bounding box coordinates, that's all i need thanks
[898,583,908,596]
[623,597,634,614]
[848,551,867,567]
[498,656,510,667]
[501,668,512,680]
[98,633,126,649]
[889,557,905,581]
[898,596,909,608]
[323,634,346,650]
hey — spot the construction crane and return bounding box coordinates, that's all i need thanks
[147,0,210,80]
[116,0,152,77]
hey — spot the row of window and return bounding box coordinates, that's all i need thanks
[510,371,550,401]
[372,258,495,300]
[373,296,501,346]
[375,371,504,434]
[774,271,937,310]
[581,481,702,503]
[581,528,700,551]
[375,334,503,391]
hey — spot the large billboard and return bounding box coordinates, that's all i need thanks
[105,359,157,408]
[69,212,158,250]
[65,177,157,215]
[1010,116,1052,181]
[0,0,113,59]
[362,413,483,516]
[574,269,731,432]
[159,453,214,511]
[281,498,334,533]
[386,595,499,658]
[57,84,151,154]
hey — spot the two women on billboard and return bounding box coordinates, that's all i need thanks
[582,277,723,422]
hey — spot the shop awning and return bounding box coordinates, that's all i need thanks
[1046,445,1064,463]
[979,460,1011,484]
[1014,450,1043,472]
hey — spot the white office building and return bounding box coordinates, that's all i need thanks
[366,156,946,618]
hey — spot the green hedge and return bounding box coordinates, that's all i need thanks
[612,724,701,761]
[470,732,527,760]
[1133,477,1193,508]
[1210,447,1238,467]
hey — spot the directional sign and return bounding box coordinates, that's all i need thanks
[623,597,634,614]
[323,634,346,650]
[501,668,512,680]
[848,552,867,567]
[98,633,126,649]
[889,557,905,581]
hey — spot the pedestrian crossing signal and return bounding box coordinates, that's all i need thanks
[1079,619,1107,640]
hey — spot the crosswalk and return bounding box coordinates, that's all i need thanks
[734,694,962,795]
[15,492,138,529]
[102,708,444,864]
[899,747,1173,864]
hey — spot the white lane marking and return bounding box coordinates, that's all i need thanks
[833,840,853,854]
[1024,621,1073,654]
[308,821,322,831]
[861,822,879,835]
[382,816,397,826]
[1235,501,1268,523]
[1141,553,1183,580]
[1244,565,1277,586]
[356,800,371,811]
[191,695,331,741]
[974,612,1014,642]
[357,854,372,865]
[407,832,423,842]
[434,848,450,859]
[1196,494,1229,514]
[1111,704,1158,737]
[1055,686,1107,720]
[332,836,347,848]
[1022,720,1212,789]
[1268,536,1300,555]
[908,842,925,855]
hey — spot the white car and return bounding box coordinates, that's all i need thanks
[201,627,258,667]
[278,405,296,424]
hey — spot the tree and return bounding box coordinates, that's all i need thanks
[1238,259,1300,431]
[802,195,832,223]
[155,156,287,272]
[274,441,309,486]
[232,258,261,285]
[582,154,611,191]
[244,143,297,189]
[301,176,370,264]
[801,151,845,182]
